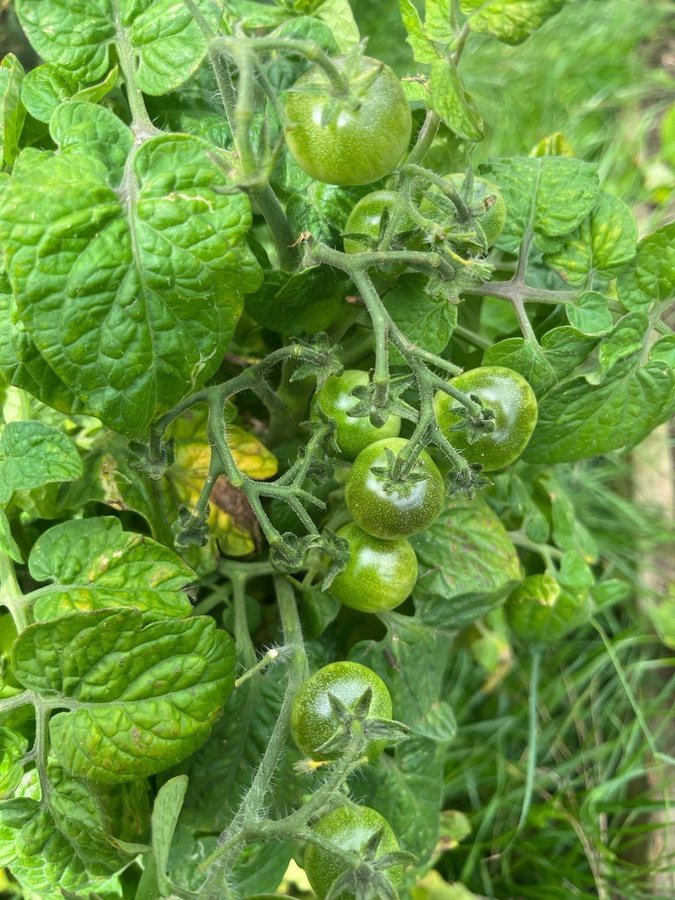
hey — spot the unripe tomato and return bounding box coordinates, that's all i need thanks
[433,366,538,471]
[423,173,507,248]
[345,438,446,540]
[290,661,392,762]
[314,370,401,461]
[343,190,417,255]
[329,522,418,613]
[304,805,403,900]
[283,56,412,186]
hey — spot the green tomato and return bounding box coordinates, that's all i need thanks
[314,370,401,460]
[290,661,392,762]
[304,805,403,900]
[423,173,507,248]
[343,190,417,254]
[345,438,445,540]
[283,56,412,186]
[329,522,417,613]
[433,366,538,471]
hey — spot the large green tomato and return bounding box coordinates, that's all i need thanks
[433,366,538,471]
[345,438,446,540]
[290,661,392,762]
[329,522,417,613]
[314,370,401,460]
[343,190,417,254]
[304,805,403,900]
[283,56,412,186]
[423,173,507,248]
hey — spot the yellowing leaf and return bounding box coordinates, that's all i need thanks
[168,411,274,557]
[227,426,278,480]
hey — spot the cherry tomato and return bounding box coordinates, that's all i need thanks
[314,370,401,460]
[343,190,417,255]
[433,366,538,471]
[290,661,392,762]
[283,56,412,186]
[328,522,417,613]
[344,437,445,540]
[423,173,507,248]
[304,805,403,900]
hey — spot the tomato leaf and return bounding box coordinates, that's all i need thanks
[483,327,597,395]
[0,421,81,504]
[460,0,566,46]
[11,610,235,783]
[0,775,133,897]
[523,356,675,463]
[544,192,637,285]
[480,156,600,254]
[411,496,522,628]
[428,60,484,143]
[566,291,614,336]
[616,221,675,313]
[383,275,457,366]
[16,0,219,95]
[27,516,195,622]
[0,54,25,168]
[21,63,118,124]
[0,102,261,437]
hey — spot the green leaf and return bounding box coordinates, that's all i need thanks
[0,54,26,168]
[0,774,132,898]
[21,64,118,124]
[383,275,457,366]
[135,776,188,900]
[0,507,22,563]
[246,266,349,337]
[544,193,637,285]
[480,157,600,254]
[287,182,356,244]
[649,334,675,369]
[0,104,261,437]
[523,356,675,464]
[506,565,591,644]
[428,59,483,143]
[566,291,614,336]
[175,663,296,831]
[617,221,675,313]
[315,0,360,52]
[483,327,597,395]
[0,280,85,415]
[0,421,81,504]
[460,0,565,45]
[597,312,649,375]
[16,0,219,95]
[352,736,444,862]
[27,517,194,622]
[0,727,28,799]
[399,0,438,63]
[410,496,522,629]
[425,0,455,45]
[12,610,235,782]
[351,614,455,738]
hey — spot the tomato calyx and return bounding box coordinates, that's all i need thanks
[312,687,409,759]
[445,394,498,444]
[325,843,414,900]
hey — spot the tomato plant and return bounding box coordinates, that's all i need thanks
[433,366,538,471]
[0,1,671,898]
[290,661,394,762]
[345,438,446,539]
[304,805,404,899]
[343,189,417,255]
[314,369,401,460]
[283,55,412,186]
[422,173,507,248]
[328,522,418,612]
